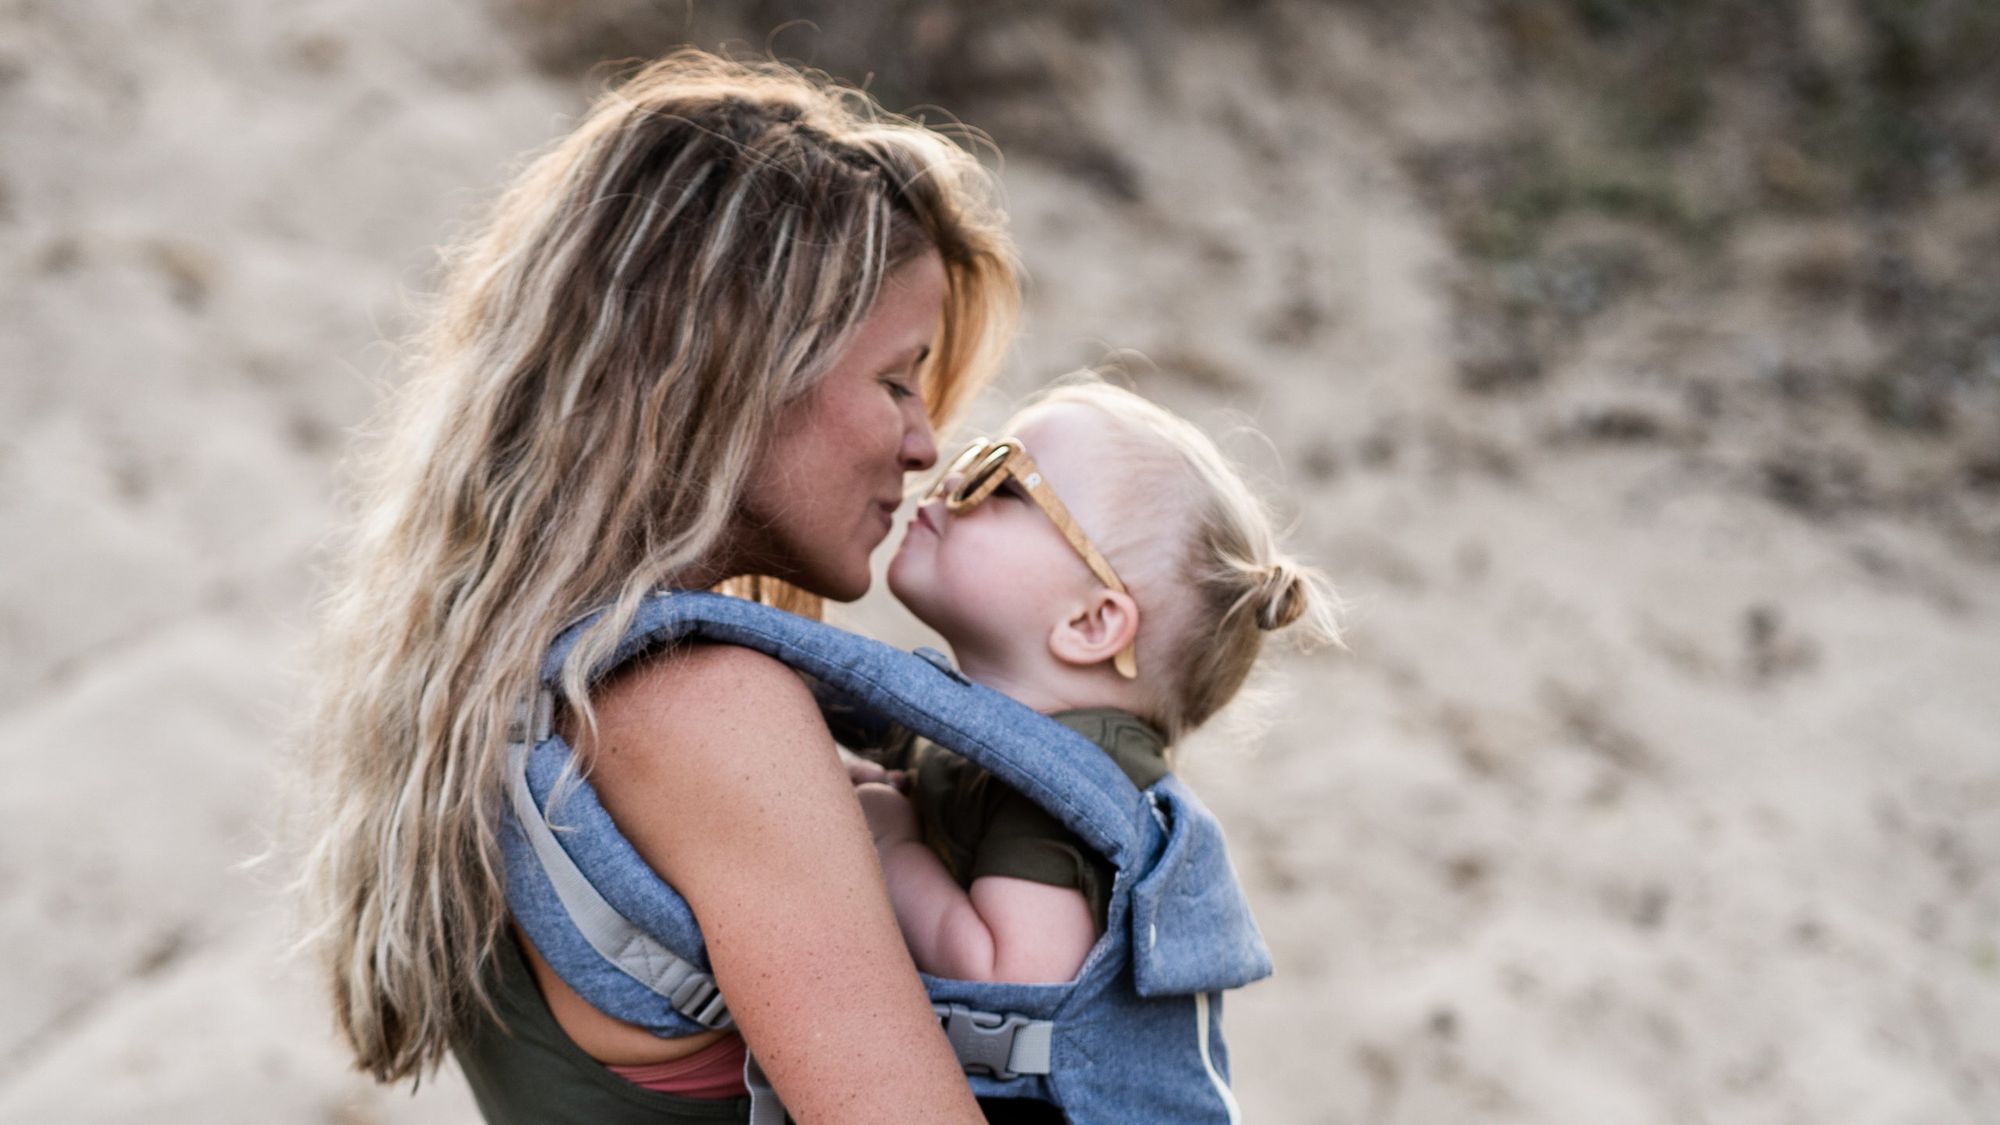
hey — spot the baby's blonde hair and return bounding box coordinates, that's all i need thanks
[1018,378,1341,741]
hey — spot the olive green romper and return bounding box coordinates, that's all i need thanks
[896,707,1171,930]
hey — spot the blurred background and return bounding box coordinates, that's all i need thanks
[4,1,1998,1121]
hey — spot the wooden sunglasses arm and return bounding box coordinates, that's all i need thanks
[1014,455,1139,680]
[1023,475,1126,596]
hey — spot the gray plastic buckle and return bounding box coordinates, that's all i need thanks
[935,1003,1051,1079]
[673,977,733,1030]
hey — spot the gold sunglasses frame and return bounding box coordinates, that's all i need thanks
[930,438,1138,679]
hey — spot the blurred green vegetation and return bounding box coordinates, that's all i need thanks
[488,0,1998,444]
[1452,0,1998,255]
[494,1,1997,226]
[1414,0,2000,445]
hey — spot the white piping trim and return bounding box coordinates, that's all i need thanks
[1194,991,1242,1124]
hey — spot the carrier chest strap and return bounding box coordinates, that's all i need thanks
[936,1003,1053,1080]
[505,694,734,1030]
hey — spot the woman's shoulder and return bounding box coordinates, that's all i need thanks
[569,639,840,882]
[589,641,820,748]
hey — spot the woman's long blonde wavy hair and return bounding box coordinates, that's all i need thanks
[294,50,1018,1083]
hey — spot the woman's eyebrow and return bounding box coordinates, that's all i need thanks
[879,342,931,373]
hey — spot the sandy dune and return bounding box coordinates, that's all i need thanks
[5,2,1996,1121]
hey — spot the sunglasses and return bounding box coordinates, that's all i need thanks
[927,438,1138,679]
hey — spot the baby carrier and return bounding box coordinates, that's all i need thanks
[502,590,1272,1122]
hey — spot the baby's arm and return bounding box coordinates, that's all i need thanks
[853,783,1097,983]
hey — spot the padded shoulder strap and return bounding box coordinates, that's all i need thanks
[1128,776,1274,996]
[503,708,732,1034]
[543,590,1148,865]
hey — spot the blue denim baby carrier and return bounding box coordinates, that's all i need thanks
[502,590,1272,1122]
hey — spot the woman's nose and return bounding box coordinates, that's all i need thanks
[901,412,938,472]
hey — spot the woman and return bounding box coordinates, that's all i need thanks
[296,50,1019,1122]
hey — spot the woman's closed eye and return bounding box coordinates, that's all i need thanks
[882,345,931,401]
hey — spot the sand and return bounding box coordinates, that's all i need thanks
[4,2,1996,1121]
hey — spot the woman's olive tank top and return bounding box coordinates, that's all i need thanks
[452,926,752,1124]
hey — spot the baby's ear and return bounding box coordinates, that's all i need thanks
[1048,589,1139,672]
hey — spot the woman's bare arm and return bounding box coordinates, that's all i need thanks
[579,642,984,1123]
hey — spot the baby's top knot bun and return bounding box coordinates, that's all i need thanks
[1252,560,1308,631]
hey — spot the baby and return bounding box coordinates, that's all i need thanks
[849,378,1338,984]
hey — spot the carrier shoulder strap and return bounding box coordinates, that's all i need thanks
[505,686,732,1028]
[541,590,1149,863]
[504,590,1151,1062]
